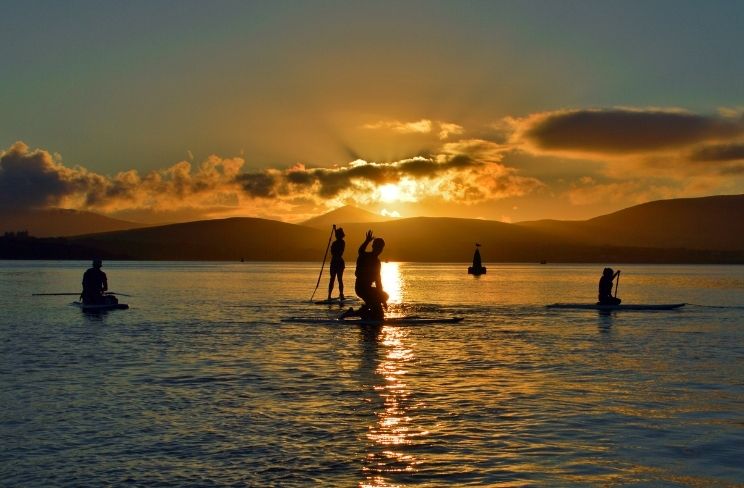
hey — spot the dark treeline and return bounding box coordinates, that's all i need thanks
[0,232,126,260]
[2,229,743,263]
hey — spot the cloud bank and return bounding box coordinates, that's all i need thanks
[0,142,245,215]
[5,106,743,222]
[237,140,542,205]
[512,108,744,155]
[1,138,542,221]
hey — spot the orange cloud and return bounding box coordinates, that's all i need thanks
[364,119,465,140]
[363,119,433,134]
[1,140,543,221]
[237,137,542,206]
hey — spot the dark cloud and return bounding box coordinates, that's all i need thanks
[236,172,278,198]
[0,142,247,212]
[518,109,744,154]
[689,143,744,162]
[0,142,101,209]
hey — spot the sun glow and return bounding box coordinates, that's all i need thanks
[376,178,419,203]
[378,184,401,202]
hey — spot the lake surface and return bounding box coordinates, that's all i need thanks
[1,261,743,486]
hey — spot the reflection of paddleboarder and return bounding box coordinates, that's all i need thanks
[328,227,346,300]
[341,230,388,320]
[598,268,621,305]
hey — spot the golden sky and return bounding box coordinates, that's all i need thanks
[1,2,743,223]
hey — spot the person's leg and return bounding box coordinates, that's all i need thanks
[338,269,345,299]
[328,270,337,300]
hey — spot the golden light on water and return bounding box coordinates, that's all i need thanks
[380,262,403,305]
[362,326,422,487]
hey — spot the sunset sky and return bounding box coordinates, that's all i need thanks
[2,0,743,224]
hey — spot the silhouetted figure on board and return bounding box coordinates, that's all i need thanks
[81,259,118,305]
[598,267,621,305]
[328,227,346,300]
[341,230,388,320]
[468,243,487,275]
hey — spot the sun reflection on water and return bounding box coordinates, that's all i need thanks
[380,262,403,305]
[360,325,421,487]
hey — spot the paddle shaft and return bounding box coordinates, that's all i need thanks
[32,292,131,297]
[614,273,620,297]
[32,293,80,296]
[310,225,335,301]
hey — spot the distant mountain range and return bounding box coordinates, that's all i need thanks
[516,194,744,252]
[301,205,389,229]
[0,208,145,237]
[2,194,743,263]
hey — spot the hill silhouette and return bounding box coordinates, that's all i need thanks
[70,217,328,260]
[517,194,744,251]
[0,208,145,237]
[302,205,389,229]
[3,194,743,262]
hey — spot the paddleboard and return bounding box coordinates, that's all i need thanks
[313,297,359,305]
[282,316,464,325]
[547,303,685,311]
[71,301,129,312]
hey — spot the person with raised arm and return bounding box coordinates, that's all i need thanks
[341,230,388,320]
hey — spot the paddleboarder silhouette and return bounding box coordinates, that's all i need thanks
[328,227,346,300]
[598,267,621,305]
[341,230,388,320]
[81,259,118,305]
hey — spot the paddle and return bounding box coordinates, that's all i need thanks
[614,271,621,298]
[32,293,80,296]
[310,224,335,302]
[32,292,132,297]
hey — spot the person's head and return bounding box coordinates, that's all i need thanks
[372,237,385,255]
[603,267,613,277]
[335,227,345,240]
[93,258,103,268]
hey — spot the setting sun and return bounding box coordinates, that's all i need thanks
[378,184,401,202]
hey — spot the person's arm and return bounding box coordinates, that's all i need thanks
[102,272,108,292]
[613,270,621,280]
[358,230,373,254]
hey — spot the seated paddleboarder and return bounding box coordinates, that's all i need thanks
[81,259,118,305]
[598,267,621,305]
[328,227,346,300]
[341,230,388,320]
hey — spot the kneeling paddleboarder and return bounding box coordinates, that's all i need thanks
[341,230,388,320]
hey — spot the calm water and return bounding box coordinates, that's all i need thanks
[1,261,743,487]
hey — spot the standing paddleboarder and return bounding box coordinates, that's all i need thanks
[328,227,346,300]
[341,230,388,320]
[598,267,621,305]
